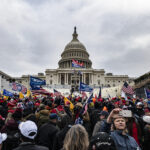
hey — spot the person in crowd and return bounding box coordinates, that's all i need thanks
[62,124,89,150]
[37,113,59,150]
[12,120,48,150]
[142,115,150,150]
[35,104,50,128]
[0,133,7,150]
[135,102,145,117]
[1,108,22,150]
[126,113,142,147]
[89,132,116,150]
[92,111,109,136]
[100,108,141,150]
[53,114,72,150]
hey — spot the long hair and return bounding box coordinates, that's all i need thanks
[63,124,89,150]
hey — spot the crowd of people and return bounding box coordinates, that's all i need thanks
[0,92,150,150]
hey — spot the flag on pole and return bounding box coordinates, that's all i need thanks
[98,87,101,99]
[72,59,84,68]
[64,97,74,110]
[79,82,93,92]
[19,92,24,99]
[3,89,13,97]
[26,89,31,97]
[53,89,61,97]
[30,76,46,90]
[122,82,134,95]
[144,88,150,99]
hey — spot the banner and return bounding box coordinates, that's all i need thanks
[3,89,13,97]
[11,82,27,94]
[30,76,46,90]
[79,82,93,92]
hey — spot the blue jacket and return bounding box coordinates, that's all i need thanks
[100,121,141,150]
[111,130,141,150]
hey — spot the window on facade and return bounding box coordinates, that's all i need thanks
[113,84,115,87]
[50,75,53,78]
[118,81,120,82]
[98,80,100,85]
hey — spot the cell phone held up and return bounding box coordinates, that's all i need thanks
[119,110,132,117]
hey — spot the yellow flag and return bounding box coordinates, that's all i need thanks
[64,97,74,110]
[26,89,31,97]
[3,96,8,100]
[19,92,24,99]
[1,90,3,95]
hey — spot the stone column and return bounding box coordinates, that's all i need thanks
[65,73,66,85]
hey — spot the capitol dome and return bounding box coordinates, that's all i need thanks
[58,27,92,69]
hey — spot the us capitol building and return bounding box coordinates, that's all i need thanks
[11,27,133,91]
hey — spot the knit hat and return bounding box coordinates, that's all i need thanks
[19,120,37,139]
[49,113,58,120]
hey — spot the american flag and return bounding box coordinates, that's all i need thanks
[31,88,51,96]
[122,82,134,95]
[53,89,61,97]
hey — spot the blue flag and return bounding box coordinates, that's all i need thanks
[3,89,13,97]
[87,93,93,103]
[30,76,46,90]
[79,82,93,92]
[145,88,150,99]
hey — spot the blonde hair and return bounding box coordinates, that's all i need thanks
[63,124,89,150]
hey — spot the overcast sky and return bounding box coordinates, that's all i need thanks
[0,0,150,78]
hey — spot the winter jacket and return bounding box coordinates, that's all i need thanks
[36,109,50,128]
[53,125,71,150]
[100,122,141,150]
[143,124,150,150]
[1,119,20,150]
[111,130,141,150]
[92,119,106,136]
[37,121,59,150]
[13,142,49,150]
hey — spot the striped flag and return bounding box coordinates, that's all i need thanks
[53,89,61,97]
[122,82,134,95]
[31,88,50,96]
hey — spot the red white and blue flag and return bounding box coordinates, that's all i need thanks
[72,59,84,68]
[122,82,134,95]
[11,82,27,94]
[53,89,61,97]
[144,88,150,99]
